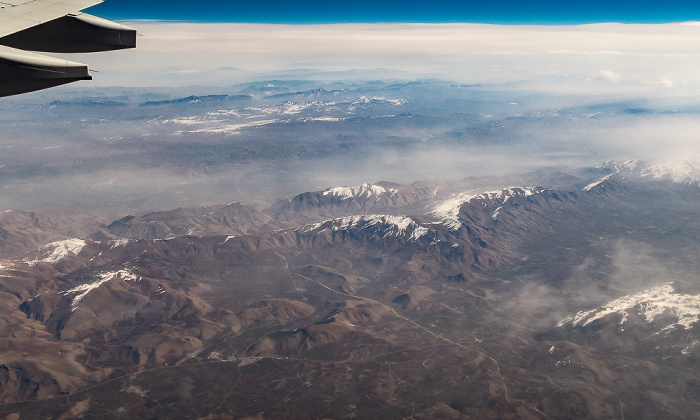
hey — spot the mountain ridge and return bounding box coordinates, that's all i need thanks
[1,163,699,418]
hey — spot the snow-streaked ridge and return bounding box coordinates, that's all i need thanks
[301,214,429,241]
[429,187,542,230]
[25,238,87,266]
[321,183,397,200]
[351,96,407,106]
[558,283,700,333]
[644,160,700,184]
[109,238,131,249]
[583,174,613,191]
[59,270,141,312]
[602,158,700,185]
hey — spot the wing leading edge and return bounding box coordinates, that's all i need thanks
[0,0,136,97]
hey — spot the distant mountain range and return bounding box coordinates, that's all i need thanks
[1,79,698,216]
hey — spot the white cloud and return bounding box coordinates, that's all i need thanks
[72,21,700,98]
[548,50,627,56]
[597,70,622,83]
[658,77,674,87]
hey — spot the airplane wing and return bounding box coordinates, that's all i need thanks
[0,0,136,97]
[0,0,104,38]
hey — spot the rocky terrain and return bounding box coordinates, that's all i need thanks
[0,162,698,419]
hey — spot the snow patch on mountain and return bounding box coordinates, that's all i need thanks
[162,116,216,126]
[156,96,407,135]
[683,340,699,355]
[281,101,315,115]
[602,158,700,185]
[304,116,345,122]
[491,206,503,220]
[429,187,541,230]
[192,119,284,134]
[109,238,131,249]
[59,270,141,312]
[351,96,406,106]
[322,183,397,200]
[583,174,613,191]
[302,215,429,241]
[600,160,642,174]
[335,215,428,241]
[25,239,87,266]
[430,192,474,231]
[558,283,700,333]
[644,160,700,184]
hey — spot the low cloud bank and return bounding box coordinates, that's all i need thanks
[77,22,700,98]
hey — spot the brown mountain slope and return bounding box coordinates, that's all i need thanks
[0,178,699,418]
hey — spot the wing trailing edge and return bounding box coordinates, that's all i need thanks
[0,45,91,97]
[0,13,136,53]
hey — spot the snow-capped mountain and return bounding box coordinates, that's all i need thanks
[600,159,700,185]
[56,270,141,313]
[300,214,431,243]
[558,282,700,334]
[428,186,543,230]
[274,182,435,216]
[23,238,87,266]
[322,183,398,200]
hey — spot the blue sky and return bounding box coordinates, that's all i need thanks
[90,0,698,24]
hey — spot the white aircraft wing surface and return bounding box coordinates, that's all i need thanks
[0,0,103,38]
[0,0,135,97]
